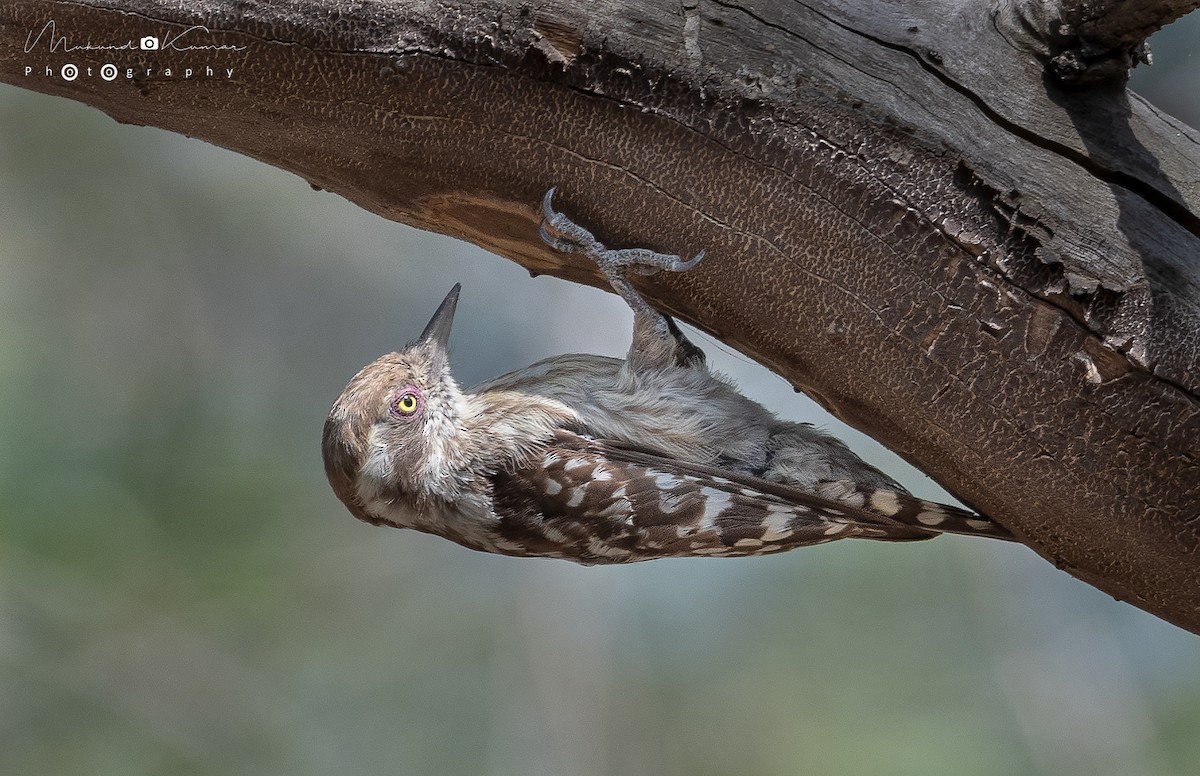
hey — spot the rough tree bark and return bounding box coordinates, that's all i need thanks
[3,0,1198,632]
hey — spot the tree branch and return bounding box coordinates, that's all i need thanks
[2,0,1198,632]
[1010,0,1200,83]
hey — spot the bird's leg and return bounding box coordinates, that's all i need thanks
[539,188,705,317]
[538,187,707,371]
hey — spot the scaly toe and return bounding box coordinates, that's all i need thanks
[538,188,707,281]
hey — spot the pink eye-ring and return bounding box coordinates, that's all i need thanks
[390,386,423,418]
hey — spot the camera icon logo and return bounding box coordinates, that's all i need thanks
[139,36,159,50]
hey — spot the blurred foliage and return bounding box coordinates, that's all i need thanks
[2,13,1199,774]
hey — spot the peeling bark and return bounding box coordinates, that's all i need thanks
[2,0,1198,632]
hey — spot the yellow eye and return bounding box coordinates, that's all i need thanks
[392,389,421,417]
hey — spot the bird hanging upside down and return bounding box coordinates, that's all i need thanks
[321,189,1015,563]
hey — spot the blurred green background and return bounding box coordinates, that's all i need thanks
[2,14,1199,776]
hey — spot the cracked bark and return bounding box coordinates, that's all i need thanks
[2,0,1198,632]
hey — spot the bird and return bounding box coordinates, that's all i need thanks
[320,188,1015,563]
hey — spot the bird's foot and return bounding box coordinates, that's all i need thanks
[538,187,705,316]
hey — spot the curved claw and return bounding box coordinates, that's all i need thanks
[672,249,706,273]
[536,187,707,317]
[541,186,558,221]
[539,186,605,255]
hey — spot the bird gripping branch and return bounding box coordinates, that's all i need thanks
[321,189,1014,562]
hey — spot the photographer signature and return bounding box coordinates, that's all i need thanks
[25,20,247,54]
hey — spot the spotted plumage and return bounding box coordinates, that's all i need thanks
[320,190,1015,562]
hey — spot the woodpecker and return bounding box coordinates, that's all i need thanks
[321,189,1014,563]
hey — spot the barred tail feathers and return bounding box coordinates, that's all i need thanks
[832,482,1016,542]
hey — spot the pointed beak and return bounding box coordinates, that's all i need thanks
[416,284,460,362]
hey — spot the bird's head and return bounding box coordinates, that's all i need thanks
[322,284,471,527]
